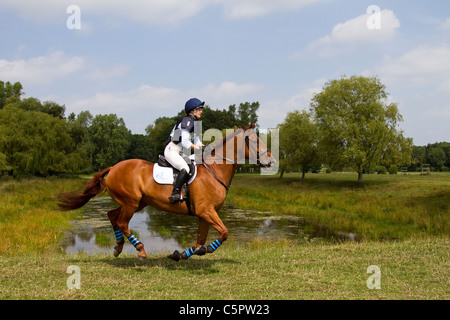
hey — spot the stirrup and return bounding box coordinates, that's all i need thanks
[169,192,183,203]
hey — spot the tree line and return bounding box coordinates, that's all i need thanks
[1,77,448,180]
[0,80,258,176]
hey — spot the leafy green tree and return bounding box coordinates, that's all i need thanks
[201,105,237,131]
[67,111,94,172]
[235,102,259,128]
[126,134,154,161]
[0,81,23,109]
[89,114,131,170]
[145,116,176,162]
[411,145,426,171]
[0,106,89,175]
[278,110,319,180]
[310,75,412,182]
[8,97,66,119]
[427,147,446,170]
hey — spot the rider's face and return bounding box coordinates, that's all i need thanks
[193,107,203,119]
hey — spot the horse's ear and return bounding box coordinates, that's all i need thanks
[244,122,256,131]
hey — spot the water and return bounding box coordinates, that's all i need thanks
[60,197,358,255]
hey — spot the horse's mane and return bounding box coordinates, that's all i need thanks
[207,126,244,151]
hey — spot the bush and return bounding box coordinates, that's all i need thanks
[375,165,387,174]
[389,165,398,175]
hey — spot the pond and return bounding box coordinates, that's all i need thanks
[60,197,358,255]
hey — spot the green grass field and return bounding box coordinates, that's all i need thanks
[0,173,449,300]
[227,172,450,240]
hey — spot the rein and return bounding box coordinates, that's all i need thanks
[201,162,232,192]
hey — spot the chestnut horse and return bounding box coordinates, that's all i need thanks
[58,123,276,262]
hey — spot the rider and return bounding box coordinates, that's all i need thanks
[165,98,205,203]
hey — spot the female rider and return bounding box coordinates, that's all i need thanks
[165,98,204,203]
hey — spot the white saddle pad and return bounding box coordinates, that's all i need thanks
[153,162,197,185]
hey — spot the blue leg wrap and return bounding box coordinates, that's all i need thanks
[114,229,124,242]
[127,234,141,248]
[207,239,222,253]
[181,247,195,260]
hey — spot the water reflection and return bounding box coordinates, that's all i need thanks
[60,197,357,255]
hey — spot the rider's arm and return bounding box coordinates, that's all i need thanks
[181,129,200,150]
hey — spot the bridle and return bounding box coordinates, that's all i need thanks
[201,129,271,191]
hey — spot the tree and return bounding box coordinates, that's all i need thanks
[201,105,237,131]
[145,116,177,162]
[427,147,446,170]
[89,114,131,170]
[0,106,90,175]
[278,110,319,180]
[0,81,23,109]
[67,111,94,172]
[235,102,259,128]
[9,97,66,119]
[310,75,412,182]
[411,145,426,171]
[126,134,153,161]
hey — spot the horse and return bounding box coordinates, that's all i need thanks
[57,123,276,262]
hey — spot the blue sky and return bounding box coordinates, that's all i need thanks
[0,0,449,145]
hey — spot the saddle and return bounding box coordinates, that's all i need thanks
[153,155,197,216]
[153,155,197,185]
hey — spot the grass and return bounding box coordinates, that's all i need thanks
[0,238,448,299]
[0,173,449,300]
[227,172,450,240]
[0,177,84,256]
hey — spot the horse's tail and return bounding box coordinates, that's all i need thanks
[57,167,112,211]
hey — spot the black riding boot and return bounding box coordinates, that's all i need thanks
[169,169,189,203]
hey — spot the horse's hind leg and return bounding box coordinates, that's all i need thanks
[107,207,125,257]
[116,205,147,262]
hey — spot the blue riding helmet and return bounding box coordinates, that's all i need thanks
[185,98,205,114]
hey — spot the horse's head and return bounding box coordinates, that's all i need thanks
[242,123,277,169]
[203,123,277,170]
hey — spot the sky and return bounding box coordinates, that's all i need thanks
[0,0,449,145]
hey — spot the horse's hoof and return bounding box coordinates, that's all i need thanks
[194,246,206,256]
[138,255,147,263]
[113,247,121,257]
[168,250,181,262]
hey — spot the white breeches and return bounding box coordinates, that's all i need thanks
[164,142,190,173]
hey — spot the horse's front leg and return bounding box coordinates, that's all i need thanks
[168,210,227,261]
[168,217,208,261]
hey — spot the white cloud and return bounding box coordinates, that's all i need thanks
[367,44,450,145]
[214,0,326,19]
[301,9,400,57]
[197,81,264,107]
[0,0,327,26]
[438,18,450,30]
[374,44,450,87]
[87,64,130,82]
[0,0,210,26]
[67,81,264,133]
[258,79,325,129]
[0,51,84,86]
